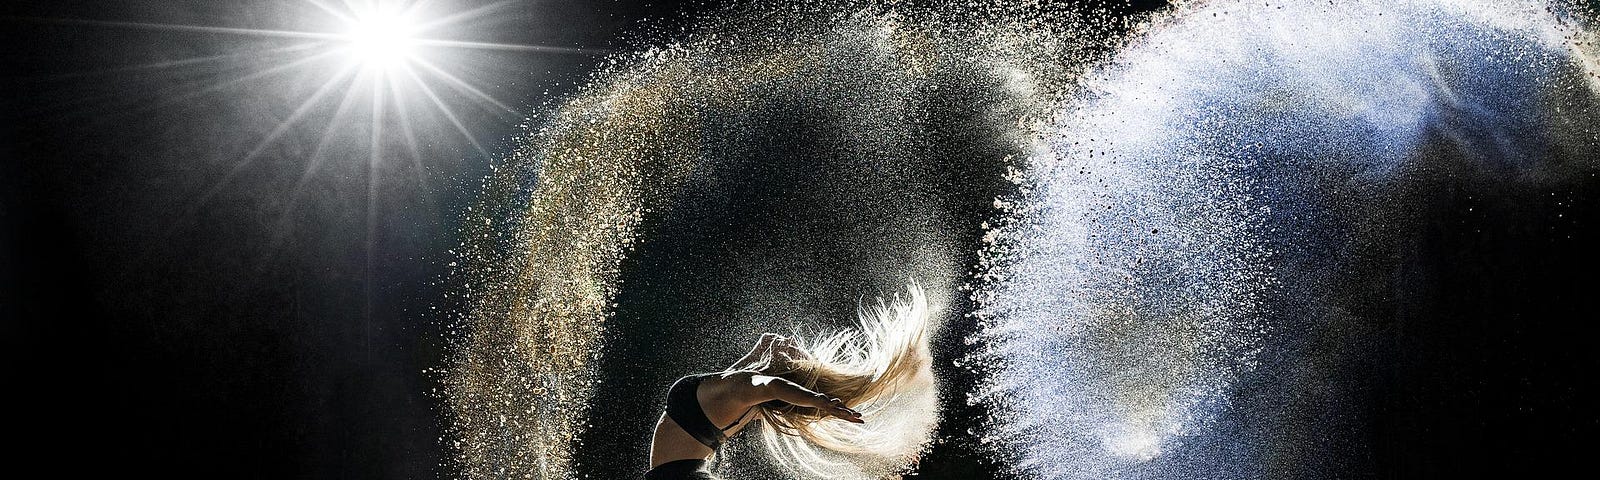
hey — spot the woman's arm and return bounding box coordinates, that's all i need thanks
[744,374,864,423]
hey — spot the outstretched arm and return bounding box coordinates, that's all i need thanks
[746,374,864,424]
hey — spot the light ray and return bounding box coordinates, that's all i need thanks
[19,42,320,82]
[4,16,344,41]
[411,56,518,116]
[48,47,336,122]
[270,70,370,249]
[302,0,357,25]
[409,0,513,33]
[400,63,493,161]
[364,68,385,361]
[119,49,346,123]
[180,63,359,226]
[387,68,432,203]
[24,44,331,121]
[414,38,605,54]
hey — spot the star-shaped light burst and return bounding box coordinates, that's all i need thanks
[22,0,604,244]
[25,0,601,201]
[13,0,609,357]
[271,0,596,197]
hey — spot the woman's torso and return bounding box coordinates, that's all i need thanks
[648,372,760,468]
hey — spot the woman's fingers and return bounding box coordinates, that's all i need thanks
[825,398,865,423]
[836,407,864,423]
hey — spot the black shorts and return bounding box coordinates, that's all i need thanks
[643,459,717,480]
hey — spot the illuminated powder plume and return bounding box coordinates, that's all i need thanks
[967,0,1598,479]
[440,2,1122,478]
[439,31,717,479]
[444,0,1598,478]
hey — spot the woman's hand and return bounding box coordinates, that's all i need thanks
[731,333,783,371]
[819,395,865,424]
[772,335,811,363]
[758,332,782,345]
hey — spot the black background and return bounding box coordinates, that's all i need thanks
[6,1,1597,478]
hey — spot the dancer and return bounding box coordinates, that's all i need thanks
[645,282,933,479]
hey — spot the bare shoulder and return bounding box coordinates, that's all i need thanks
[702,370,772,405]
[704,370,762,389]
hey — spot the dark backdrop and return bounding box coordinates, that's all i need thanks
[1,1,713,477]
[9,1,1595,479]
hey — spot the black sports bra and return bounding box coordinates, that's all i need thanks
[664,373,752,449]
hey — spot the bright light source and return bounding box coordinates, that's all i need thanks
[344,12,417,70]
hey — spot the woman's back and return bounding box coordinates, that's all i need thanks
[648,372,763,468]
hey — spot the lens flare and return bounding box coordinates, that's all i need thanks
[344,11,417,71]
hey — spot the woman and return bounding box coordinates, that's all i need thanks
[645,282,934,479]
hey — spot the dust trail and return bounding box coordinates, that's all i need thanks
[440,2,1114,478]
[966,1,1599,478]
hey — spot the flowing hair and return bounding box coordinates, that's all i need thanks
[735,280,939,477]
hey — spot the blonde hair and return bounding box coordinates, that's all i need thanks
[739,280,938,477]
